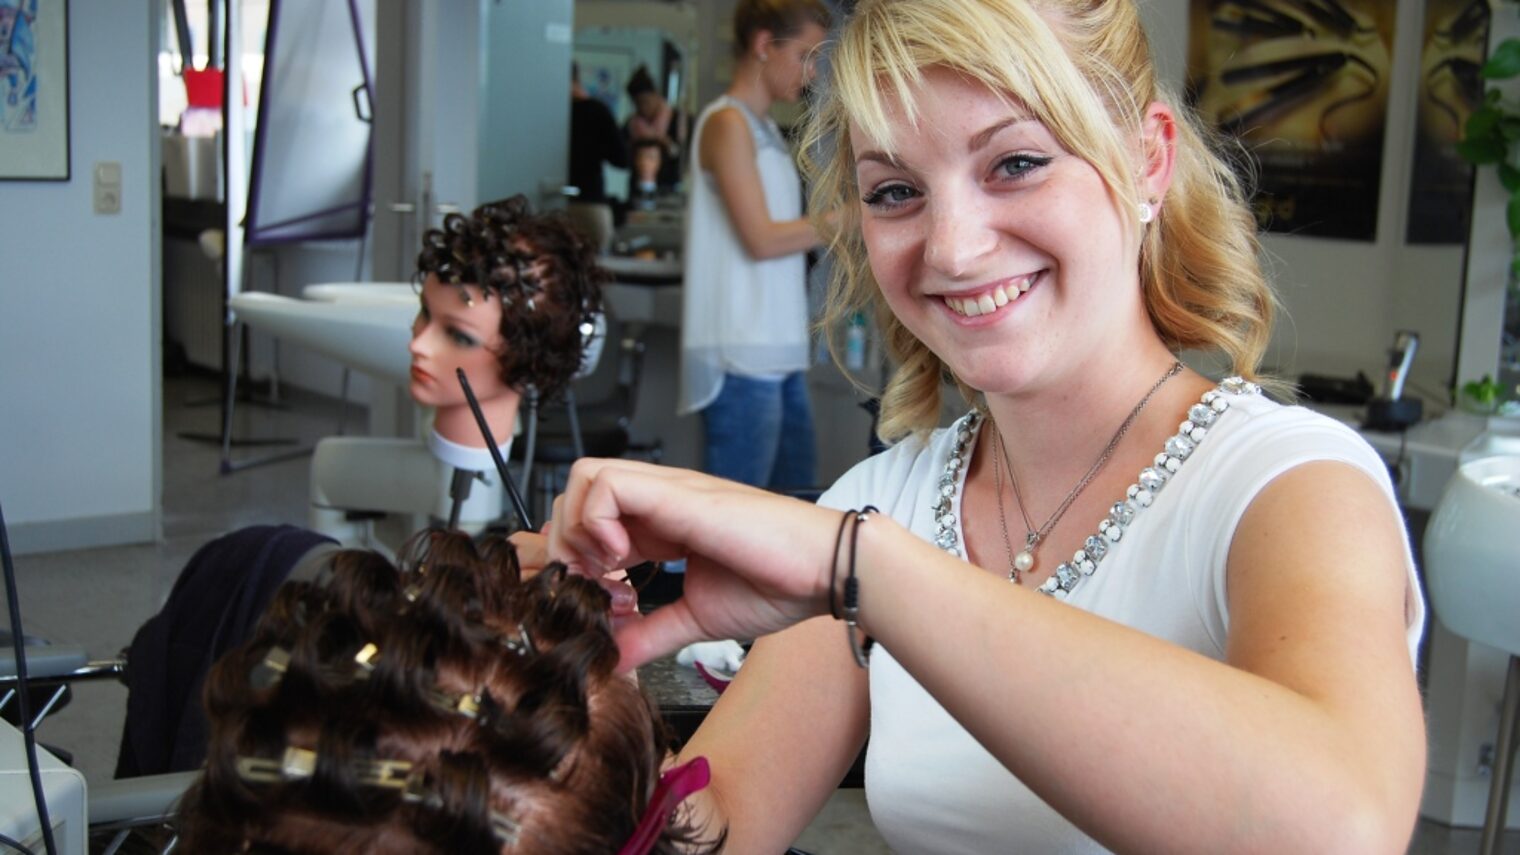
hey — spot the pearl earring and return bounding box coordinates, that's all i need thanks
[1138,201,1155,224]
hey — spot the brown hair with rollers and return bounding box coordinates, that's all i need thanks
[176,529,722,854]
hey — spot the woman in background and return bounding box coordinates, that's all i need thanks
[679,0,831,491]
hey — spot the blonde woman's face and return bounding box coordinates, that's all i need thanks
[409,275,509,409]
[851,68,1150,398]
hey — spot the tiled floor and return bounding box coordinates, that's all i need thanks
[5,374,1517,853]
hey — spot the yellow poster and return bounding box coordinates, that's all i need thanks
[1407,0,1489,244]
[1187,0,1396,240]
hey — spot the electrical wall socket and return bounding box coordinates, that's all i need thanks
[94,161,122,215]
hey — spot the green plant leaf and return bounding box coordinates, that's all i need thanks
[1502,115,1520,141]
[1510,253,1520,281]
[1469,105,1501,138]
[1484,39,1520,79]
[1458,135,1506,164]
[1507,193,1520,239]
[1500,163,1520,193]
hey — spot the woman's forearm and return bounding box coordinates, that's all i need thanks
[851,513,1422,854]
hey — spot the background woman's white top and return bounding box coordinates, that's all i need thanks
[679,96,810,415]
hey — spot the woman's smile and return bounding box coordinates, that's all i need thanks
[937,271,1043,321]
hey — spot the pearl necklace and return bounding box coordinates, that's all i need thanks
[991,361,1183,582]
[932,377,1261,599]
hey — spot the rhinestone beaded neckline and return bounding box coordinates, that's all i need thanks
[931,377,1262,599]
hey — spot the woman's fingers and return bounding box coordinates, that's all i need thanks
[612,598,707,672]
[507,529,550,578]
[550,458,696,571]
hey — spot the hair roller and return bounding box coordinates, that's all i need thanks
[410,752,499,853]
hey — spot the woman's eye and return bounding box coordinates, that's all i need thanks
[994,153,1052,181]
[861,183,919,210]
[449,328,480,348]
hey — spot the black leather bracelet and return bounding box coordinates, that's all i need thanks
[828,508,854,621]
[842,505,878,668]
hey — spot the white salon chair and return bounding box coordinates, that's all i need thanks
[1424,454,1520,853]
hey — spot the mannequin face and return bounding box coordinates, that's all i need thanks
[633,145,662,184]
[408,274,510,409]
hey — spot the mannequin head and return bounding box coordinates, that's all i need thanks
[409,276,510,410]
[412,196,606,408]
[632,140,664,192]
[178,529,721,854]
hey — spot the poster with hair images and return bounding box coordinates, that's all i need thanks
[1186,0,1395,241]
[1406,0,1489,245]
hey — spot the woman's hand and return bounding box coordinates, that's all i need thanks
[546,459,846,670]
[509,526,640,625]
[507,528,551,577]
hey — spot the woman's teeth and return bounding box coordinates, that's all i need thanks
[944,276,1034,317]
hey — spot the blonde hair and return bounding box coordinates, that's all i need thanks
[801,0,1275,442]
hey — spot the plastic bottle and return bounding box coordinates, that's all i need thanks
[845,312,868,372]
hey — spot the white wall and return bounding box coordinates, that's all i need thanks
[0,0,161,553]
[1142,0,1466,400]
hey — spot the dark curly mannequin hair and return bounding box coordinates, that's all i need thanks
[415,195,608,403]
[176,529,721,854]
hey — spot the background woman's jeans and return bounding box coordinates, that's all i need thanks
[701,371,816,490]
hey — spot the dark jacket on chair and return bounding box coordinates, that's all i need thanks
[115,524,334,777]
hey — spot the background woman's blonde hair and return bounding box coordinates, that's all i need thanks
[801,0,1275,442]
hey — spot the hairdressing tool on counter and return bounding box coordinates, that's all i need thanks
[1362,330,1423,432]
[457,368,534,532]
[1297,370,1374,405]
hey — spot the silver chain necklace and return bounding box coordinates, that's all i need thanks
[932,375,1261,598]
[990,361,1183,583]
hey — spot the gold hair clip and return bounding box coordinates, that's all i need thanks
[250,646,291,690]
[501,623,533,656]
[235,746,316,784]
[402,581,425,603]
[425,688,483,720]
[234,747,522,845]
[353,642,380,677]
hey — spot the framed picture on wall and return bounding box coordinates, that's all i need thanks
[0,0,71,181]
[1186,0,1395,241]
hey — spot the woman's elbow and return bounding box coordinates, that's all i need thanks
[1306,779,1421,855]
[735,230,778,260]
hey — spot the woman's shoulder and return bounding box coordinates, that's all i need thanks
[1186,381,1393,495]
[1212,388,1379,457]
[696,98,743,129]
[819,413,976,513]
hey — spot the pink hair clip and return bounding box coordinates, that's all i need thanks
[692,662,733,694]
[617,756,711,855]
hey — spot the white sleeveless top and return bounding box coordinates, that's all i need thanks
[678,96,810,414]
[817,388,1425,853]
